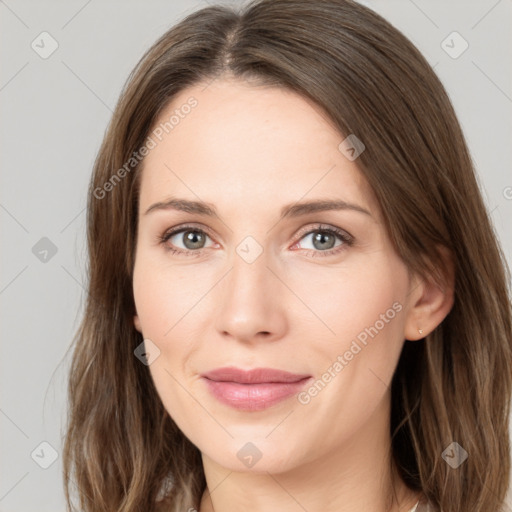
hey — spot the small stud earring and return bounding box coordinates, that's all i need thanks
[418,328,424,335]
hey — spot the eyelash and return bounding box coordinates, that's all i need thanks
[157,223,354,258]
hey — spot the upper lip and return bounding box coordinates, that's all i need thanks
[201,366,311,384]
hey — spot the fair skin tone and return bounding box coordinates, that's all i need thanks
[132,76,453,512]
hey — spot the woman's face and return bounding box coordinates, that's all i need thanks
[132,77,421,474]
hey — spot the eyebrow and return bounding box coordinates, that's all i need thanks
[144,197,371,219]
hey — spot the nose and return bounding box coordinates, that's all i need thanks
[213,245,288,344]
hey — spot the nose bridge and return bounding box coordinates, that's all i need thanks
[226,237,273,309]
[213,235,286,340]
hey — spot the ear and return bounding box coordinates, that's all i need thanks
[404,246,455,341]
[133,313,142,333]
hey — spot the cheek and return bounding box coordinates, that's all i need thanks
[288,257,408,408]
[282,255,407,350]
[289,273,407,453]
[132,253,204,380]
[132,254,196,337]
[133,260,201,430]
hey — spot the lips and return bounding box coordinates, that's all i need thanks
[200,366,311,384]
[200,366,312,411]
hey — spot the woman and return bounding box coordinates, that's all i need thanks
[62,1,512,511]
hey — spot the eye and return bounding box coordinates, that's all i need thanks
[158,223,354,258]
[158,224,215,256]
[291,224,354,257]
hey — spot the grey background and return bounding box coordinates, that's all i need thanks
[1,0,511,510]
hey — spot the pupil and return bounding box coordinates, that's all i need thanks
[185,231,204,249]
[313,231,334,250]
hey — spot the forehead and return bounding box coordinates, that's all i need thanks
[138,78,377,217]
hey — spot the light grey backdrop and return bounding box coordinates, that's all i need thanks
[1,0,511,510]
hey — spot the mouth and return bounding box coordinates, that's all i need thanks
[200,366,313,411]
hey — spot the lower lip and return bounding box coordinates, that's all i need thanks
[202,377,312,411]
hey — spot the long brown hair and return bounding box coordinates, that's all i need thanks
[62,1,512,510]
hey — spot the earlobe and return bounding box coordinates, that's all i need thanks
[404,246,455,341]
[133,314,142,333]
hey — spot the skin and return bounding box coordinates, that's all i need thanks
[132,76,454,512]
